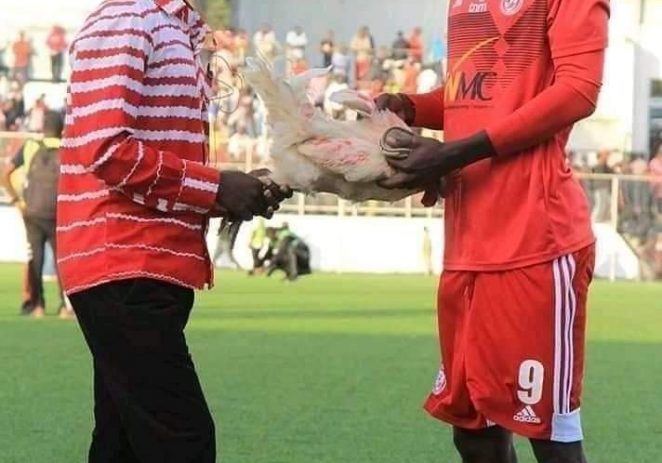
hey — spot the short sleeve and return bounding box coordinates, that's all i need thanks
[547,0,610,59]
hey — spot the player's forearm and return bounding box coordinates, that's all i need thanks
[485,50,604,156]
[407,86,445,130]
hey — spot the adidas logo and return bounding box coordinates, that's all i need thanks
[513,405,542,424]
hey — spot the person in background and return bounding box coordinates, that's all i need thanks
[11,31,33,82]
[3,80,25,129]
[591,150,614,222]
[248,218,267,275]
[26,93,48,133]
[650,144,662,215]
[331,44,352,80]
[350,26,374,82]
[408,27,424,63]
[422,226,433,276]
[234,29,250,64]
[320,30,334,68]
[392,31,410,62]
[253,23,279,61]
[2,111,70,319]
[212,222,241,270]
[324,74,350,119]
[285,25,308,63]
[0,41,9,77]
[46,25,68,82]
[401,56,421,94]
[267,223,311,281]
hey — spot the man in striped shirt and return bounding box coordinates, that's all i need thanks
[58,1,289,461]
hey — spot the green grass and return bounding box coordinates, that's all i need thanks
[0,263,661,462]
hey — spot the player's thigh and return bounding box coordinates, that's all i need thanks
[466,246,594,442]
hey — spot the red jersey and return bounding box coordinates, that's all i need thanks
[57,0,220,294]
[409,0,609,271]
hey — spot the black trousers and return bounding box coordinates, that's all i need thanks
[70,279,216,463]
[24,216,59,308]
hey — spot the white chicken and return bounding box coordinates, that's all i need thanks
[242,57,415,202]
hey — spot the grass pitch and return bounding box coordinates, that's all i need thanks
[0,264,660,462]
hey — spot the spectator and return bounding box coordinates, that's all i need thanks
[46,25,68,82]
[651,144,662,214]
[248,218,267,275]
[267,223,311,281]
[291,57,309,76]
[331,44,352,78]
[12,31,34,82]
[1,111,70,318]
[0,40,9,76]
[350,26,374,82]
[227,124,254,161]
[212,222,241,270]
[2,80,25,129]
[408,27,424,63]
[285,25,308,62]
[324,74,350,119]
[591,150,614,222]
[26,93,48,133]
[253,23,279,61]
[234,29,250,64]
[401,56,421,94]
[392,31,409,61]
[320,30,334,68]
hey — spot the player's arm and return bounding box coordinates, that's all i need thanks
[65,15,221,216]
[485,0,610,156]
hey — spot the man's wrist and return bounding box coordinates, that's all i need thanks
[449,131,497,170]
[397,93,416,126]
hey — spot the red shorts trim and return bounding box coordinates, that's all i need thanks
[424,245,595,442]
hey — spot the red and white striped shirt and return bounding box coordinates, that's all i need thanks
[57,0,220,294]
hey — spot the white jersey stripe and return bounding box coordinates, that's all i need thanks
[58,189,109,202]
[106,243,205,261]
[184,177,218,194]
[106,213,202,231]
[57,217,107,232]
[71,99,138,120]
[72,54,146,73]
[60,164,88,175]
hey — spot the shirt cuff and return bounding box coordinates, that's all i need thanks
[177,161,220,213]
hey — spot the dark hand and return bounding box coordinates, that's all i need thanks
[249,168,293,218]
[215,170,277,221]
[374,93,415,125]
[379,130,496,190]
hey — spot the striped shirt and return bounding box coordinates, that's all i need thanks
[57,0,220,294]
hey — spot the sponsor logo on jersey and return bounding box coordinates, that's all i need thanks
[513,405,542,424]
[432,368,447,395]
[445,71,496,102]
[469,0,488,13]
[501,0,524,15]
